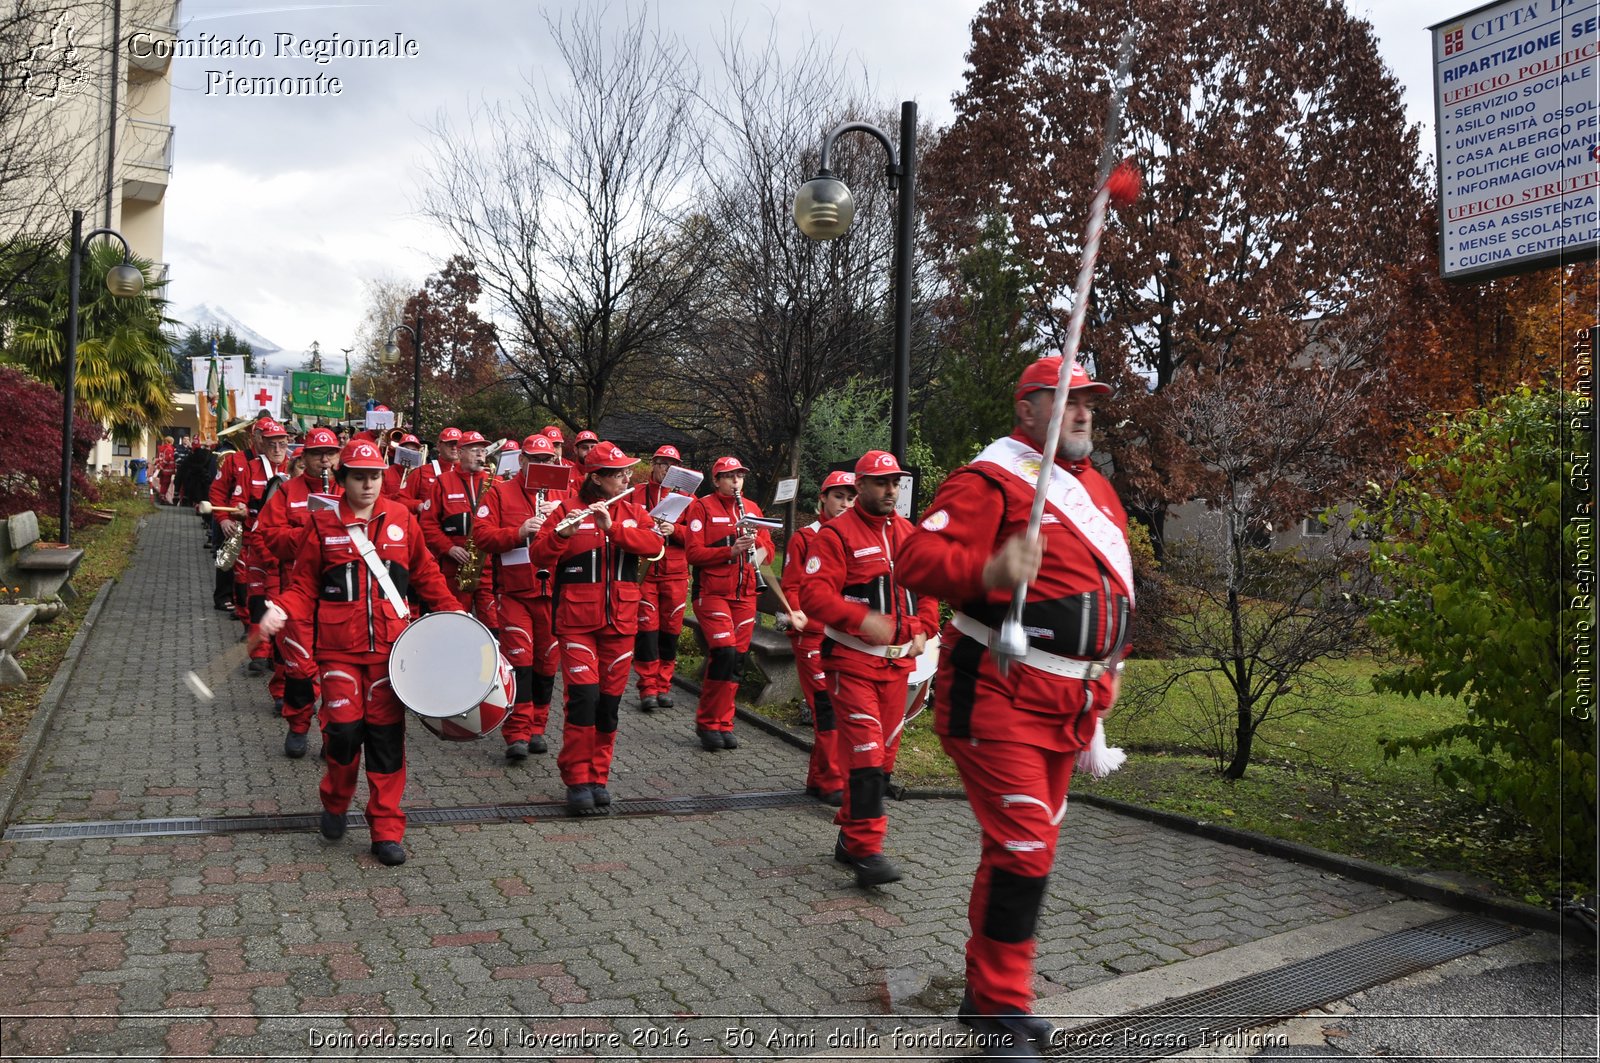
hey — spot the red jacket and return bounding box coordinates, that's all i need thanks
[681,492,776,601]
[210,448,258,512]
[799,506,940,677]
[529,493,662,635]
[473,476,570,598]
[400,457,453,514]
[276,497,458,664]
[420,467,493,557]
[780,517,825,607]
[624,480,689,580]
[256,472,342,572]
[381,463,418,507]
[896,433,1134,747]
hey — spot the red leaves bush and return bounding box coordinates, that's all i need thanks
[0,366,102,525]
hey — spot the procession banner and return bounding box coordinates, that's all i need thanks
[287,371,349,420]
[190,356,245,398]
[241,374,285,418]
[1433,0,1600,279]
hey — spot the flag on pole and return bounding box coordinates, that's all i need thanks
[209,338,226,430]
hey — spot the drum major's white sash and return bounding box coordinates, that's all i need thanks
[972,436,1134,603]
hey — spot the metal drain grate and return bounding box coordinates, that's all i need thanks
[1044,914,1525,1058]
[1,789,817,841]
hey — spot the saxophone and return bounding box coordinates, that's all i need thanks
[198,501,249,570]
[459,538,485,592]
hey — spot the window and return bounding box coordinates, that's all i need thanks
[1302,515,1331,537]
[113,439,133,456]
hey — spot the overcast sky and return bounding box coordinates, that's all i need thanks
[161,0,1476,371]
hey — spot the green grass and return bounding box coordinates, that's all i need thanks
[752,655,1566,905]
[0,496,155,778]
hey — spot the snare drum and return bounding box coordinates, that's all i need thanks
[389,612,513,741]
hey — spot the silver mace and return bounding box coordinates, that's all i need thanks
[992,29,1137,676]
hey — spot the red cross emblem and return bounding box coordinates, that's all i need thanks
[253,386,273,407]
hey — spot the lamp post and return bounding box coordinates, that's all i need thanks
[793,101,917,460]
[61,209,144,545]
[382,320,423,436]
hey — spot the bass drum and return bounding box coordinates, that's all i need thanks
[389,612,513,741]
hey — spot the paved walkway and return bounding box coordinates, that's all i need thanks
[0,508,1416,1058]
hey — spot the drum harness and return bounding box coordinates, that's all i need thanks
[346,522,411,622]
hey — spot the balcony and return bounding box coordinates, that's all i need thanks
[126,1,181,77]
[122,119,173,203]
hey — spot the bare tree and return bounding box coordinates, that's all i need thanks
[0,0,119,310]
[1126,345,1384,779]
[420,4,704,432]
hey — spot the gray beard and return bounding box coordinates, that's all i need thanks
[1059,437,1093,461]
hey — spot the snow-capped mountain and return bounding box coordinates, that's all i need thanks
[173,304,284,358]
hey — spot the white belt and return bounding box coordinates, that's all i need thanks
[823,625,914,659]
[951,612,1111,680]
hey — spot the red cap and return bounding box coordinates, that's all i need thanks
[339,439,387,470]
[520,434,555,455]
[302,427,341,451]
[1014,357,1112,399]
[542,426,564,442]
[373,405,390,412]
[653,445,682,463]
[459,430,488,447]
[575,430,600,444]
[583,441,636,471]
[258,419,288,439]
[711,456,749,476]
[438,427,463,444]
[820,471,857,493]
[398,433,421,447]
[855,450,906,478]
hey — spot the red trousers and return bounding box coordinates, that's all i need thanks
[633,577,688,697]
[693,595,756,733]
[940,736,1076,1015]
[791,631,842,793]
[830,666,909,856]
[277,623,320,734]
[555,630,633,786]
[319,662,408,844]
[496,594,559,744]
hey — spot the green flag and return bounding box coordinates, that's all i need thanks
[288,371,349,419]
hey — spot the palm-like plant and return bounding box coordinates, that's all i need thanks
[3,242,178,434]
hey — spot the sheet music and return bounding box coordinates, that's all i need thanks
[648,494,693,523]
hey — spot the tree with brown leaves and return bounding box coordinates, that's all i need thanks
[922,0,1429,545]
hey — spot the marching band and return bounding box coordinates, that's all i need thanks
[210,421,946,854]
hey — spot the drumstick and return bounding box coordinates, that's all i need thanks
[182,630,266,701]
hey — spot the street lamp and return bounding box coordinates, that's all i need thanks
[382,320,422,437]
[62,209,144,545]
[793,101,917,460]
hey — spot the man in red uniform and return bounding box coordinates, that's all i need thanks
[897,357,1133,1057]
[530,442,663,814]
[680,456,777,751]
[402,426,461,513]
[800,452,939,887]
[382,434,424,502]
[154,436,176,503]
[626,444,692,711]
[260,439,463,867]
[256,426,343,757]
[236,420,292,676]
[419,430,492,609]
[782,470,856,806]
[568,429,599,492]
[473,434,566,762]
[209,421,266,619]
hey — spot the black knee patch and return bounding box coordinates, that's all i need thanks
[813,690,836,732]
[635,629,659,663]
[284,676,315,710]
[365,722,405,775]
[513,665,534,705]
[982,867,1050,944]
[530,672,556,706]
[847,766,886,821]
[596,693,622,734]
[566,683,600,727]
[659,636,678,663]
[324,720,363,766]
[707,647,739,682]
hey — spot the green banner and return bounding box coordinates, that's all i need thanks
[287,371,349,420]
